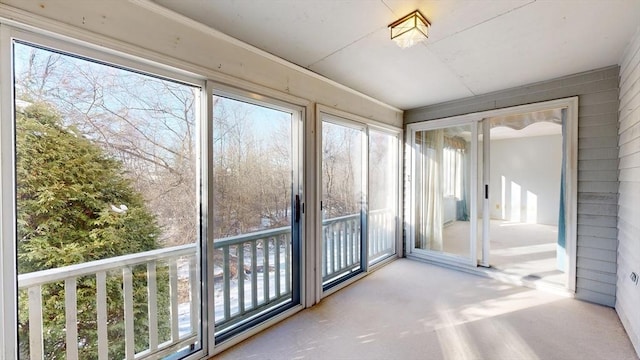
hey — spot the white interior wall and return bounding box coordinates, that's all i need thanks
[489,134,562,226]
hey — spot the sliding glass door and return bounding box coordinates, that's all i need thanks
[321,118,366,288]
[319,109,401,291]
[410,122,478,266]
[480,109,568,286]
[368,129,399,266]
[12,40,203,359]
[212,93,303,341]
[408,101,575,286]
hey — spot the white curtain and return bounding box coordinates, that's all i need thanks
[443,136,469,221]
[415,129,443,251]
[460,139,470,221]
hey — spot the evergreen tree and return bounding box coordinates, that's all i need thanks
[16,103,168,359]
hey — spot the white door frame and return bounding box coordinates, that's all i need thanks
[407,96,578,292]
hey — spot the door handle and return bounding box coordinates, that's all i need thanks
[295,194,301,222]
[485,184,489,199]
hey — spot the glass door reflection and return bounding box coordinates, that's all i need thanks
[413,124,476,264]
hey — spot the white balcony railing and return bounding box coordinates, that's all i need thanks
[367,209,397,263]
[322,209,396,283]
[18,211,395,359]
[213,226,293,334]
[18,244,199,360]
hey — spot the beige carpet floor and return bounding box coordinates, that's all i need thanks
[441,220,564,287]
[488,220,564,286]
[213,259,637,360]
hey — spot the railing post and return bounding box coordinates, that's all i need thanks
[238,245,245,314]
[275,236,281,297]
[169,260,179,341]
[27,285,43,360]
[336,224,339,272]
[147,261,158,352]
[263,238,269,302]
[285,234,291,293]
[343,220,349,267]
[123,267,135,360]
[96,271,108,360]
[222,247,231,320]
[323,226,329,277]
[251,242,258,308]
[64,278,78,360]
[189,256,198,335]
[371,212,377,257]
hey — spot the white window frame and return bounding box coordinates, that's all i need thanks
[406,118,480,268]
[315,104,403,301]
[0,24,209,360]
[0,28,315,358]
[0,13,403,358]
[206,81,308,354]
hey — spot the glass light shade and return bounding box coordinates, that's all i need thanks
[389,11,430,49]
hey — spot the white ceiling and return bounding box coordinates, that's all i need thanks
[153,0,640,110]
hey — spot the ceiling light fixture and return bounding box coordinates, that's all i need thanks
[389,10,430,49]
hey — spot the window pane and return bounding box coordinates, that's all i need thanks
[368,130,398,265]
[321,120,364,286]
[212,95,299,339]
[14,42,201,359]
